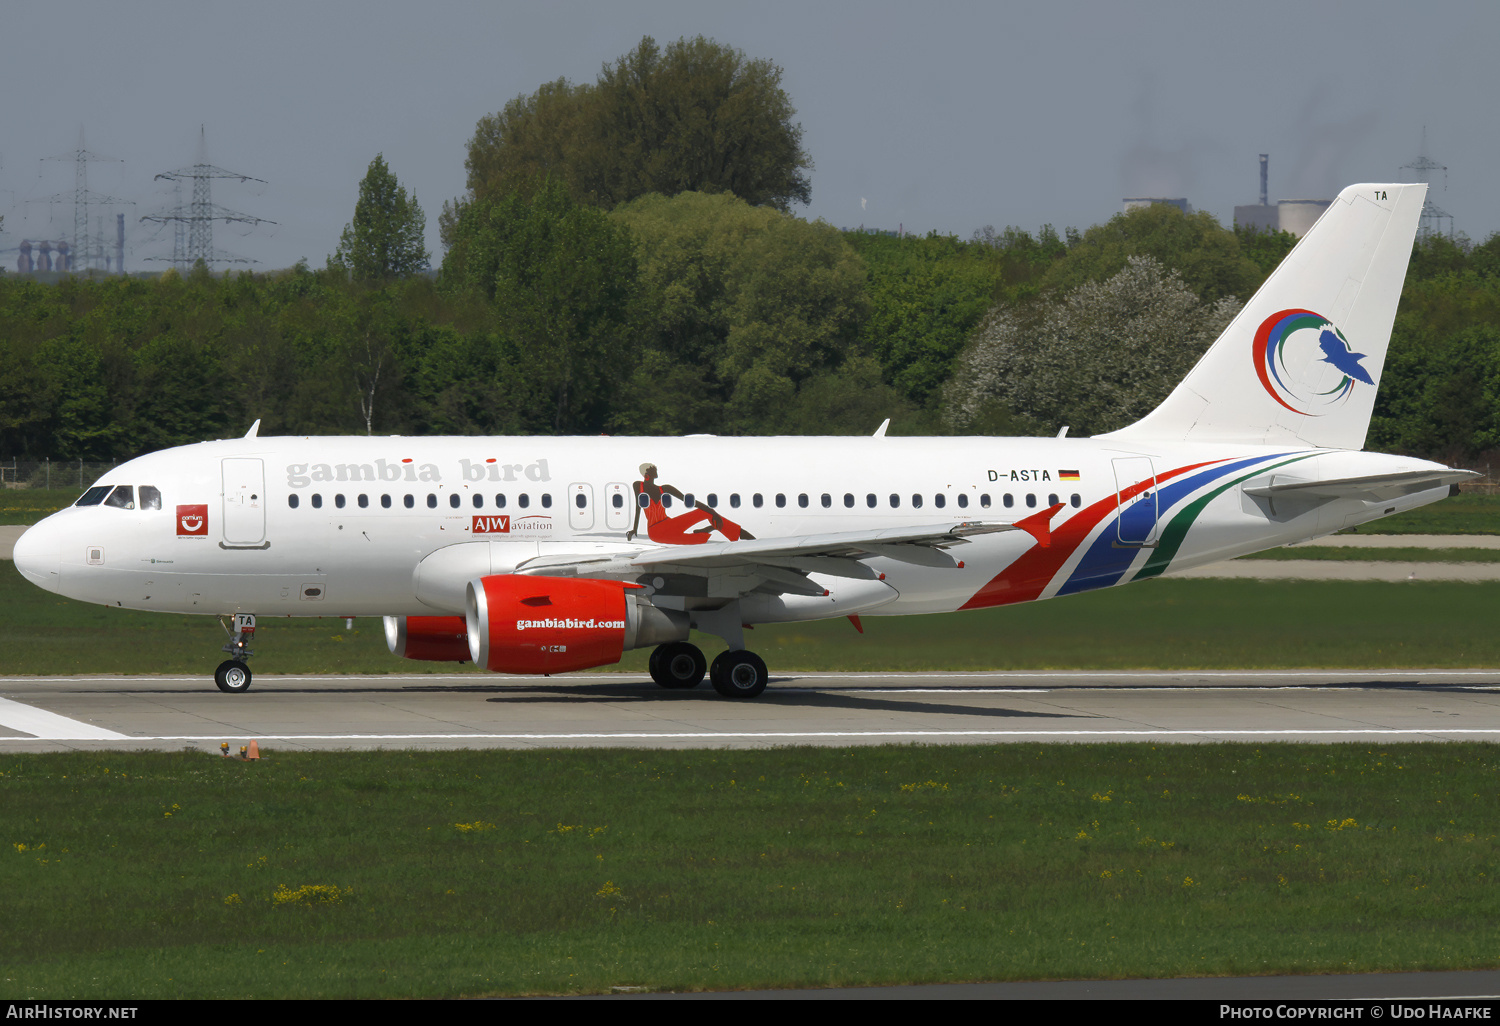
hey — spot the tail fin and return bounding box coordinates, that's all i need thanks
[1102,183,1425,450]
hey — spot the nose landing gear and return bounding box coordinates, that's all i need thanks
[215,613,256,693]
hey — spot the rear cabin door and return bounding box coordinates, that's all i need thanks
[1112,456,1159,547]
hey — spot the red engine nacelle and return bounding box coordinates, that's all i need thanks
[465,575,686,674]
[384,615,471,662]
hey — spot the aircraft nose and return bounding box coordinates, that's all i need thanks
[12,520,62,593]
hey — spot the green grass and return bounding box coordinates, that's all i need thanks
[1239,546,1500,562]
[0,489,77,525]
[5,562,1499,675]
[2,744,1496,997]
[1349,492,1500,535]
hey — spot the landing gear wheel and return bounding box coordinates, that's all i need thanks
[215,659,253,694]
[709,650,768,699]
[649,642,707,689]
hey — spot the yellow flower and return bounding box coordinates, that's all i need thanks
[272,883,347,906]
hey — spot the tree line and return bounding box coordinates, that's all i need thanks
[1,35,1495,469]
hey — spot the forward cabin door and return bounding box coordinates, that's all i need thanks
[1112,456,1159,547]
[221,458,267,547]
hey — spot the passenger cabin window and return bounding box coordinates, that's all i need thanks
[574,493,586,509]
[541,494,552,509]
[449,493,461,509]
[934,494,946,509]
[843,493,854,508]
[104,485,135,509]
[312,494,323,509]
[404,494,414,509]
[707,493,718,508]
[473,494,483,508]
[1003,494,1014,508]
[866,494,877,508]
[139,486,162,510]
[335,494,346,509]
[730,494,741,509]
[288,494,300,509]
[957,494,969,509]
[753,494,764,508]
[382,494,392,509]
[612,493,624,509]
[426,494,437,509]
[1026,493,1037,508]
[358,494,369,509]
[889,494,900,508]
[775,494,786,508]
[797,494,808,509]
[495,494,506,509]
[822,493,832,509]
[980,494,991,508]
[1070,493,1082,508]
[1048,493,1059,507]
[75,485,112,507]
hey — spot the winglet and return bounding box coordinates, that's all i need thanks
[1015,503,1066,548]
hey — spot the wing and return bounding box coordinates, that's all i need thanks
[412,505,1066,612]
[516,506,1064,597]
[514,521,1018,597]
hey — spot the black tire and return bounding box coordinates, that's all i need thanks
[214,659,252,693]
[709,650,768,699]
[649,642,706,689]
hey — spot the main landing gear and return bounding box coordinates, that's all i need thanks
[647,641,770,699]
[215,613,256,693]
[709,650,768,699]
[649,641,707,689]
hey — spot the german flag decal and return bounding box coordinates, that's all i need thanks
[1059,469,1081,481]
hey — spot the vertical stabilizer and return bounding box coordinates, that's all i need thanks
[1102,183,1425,450]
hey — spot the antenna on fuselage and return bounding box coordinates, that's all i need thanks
[872,418,890,438]
[244,419,261,438]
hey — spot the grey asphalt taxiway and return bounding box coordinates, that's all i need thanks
[2,669,1498,752]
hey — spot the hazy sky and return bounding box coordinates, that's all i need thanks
[3,0,1495,271]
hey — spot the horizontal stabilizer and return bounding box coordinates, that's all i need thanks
[1243,468,1478,502]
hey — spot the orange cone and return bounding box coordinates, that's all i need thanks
[246,739,261,760]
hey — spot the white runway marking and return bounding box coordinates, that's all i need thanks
[4,728,1500,744]
[0,697,127,740]
[3,669,1497,684]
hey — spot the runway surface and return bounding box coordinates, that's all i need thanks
[2,669,1498,752]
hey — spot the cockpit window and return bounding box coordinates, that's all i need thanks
[104,485,135,509]
[140,485,162,510]
[75,486,112,507]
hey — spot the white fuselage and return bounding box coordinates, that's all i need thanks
[13,434,1453,623]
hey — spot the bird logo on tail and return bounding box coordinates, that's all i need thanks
[1253,309,1370,415]
[1316,329,1374,386]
